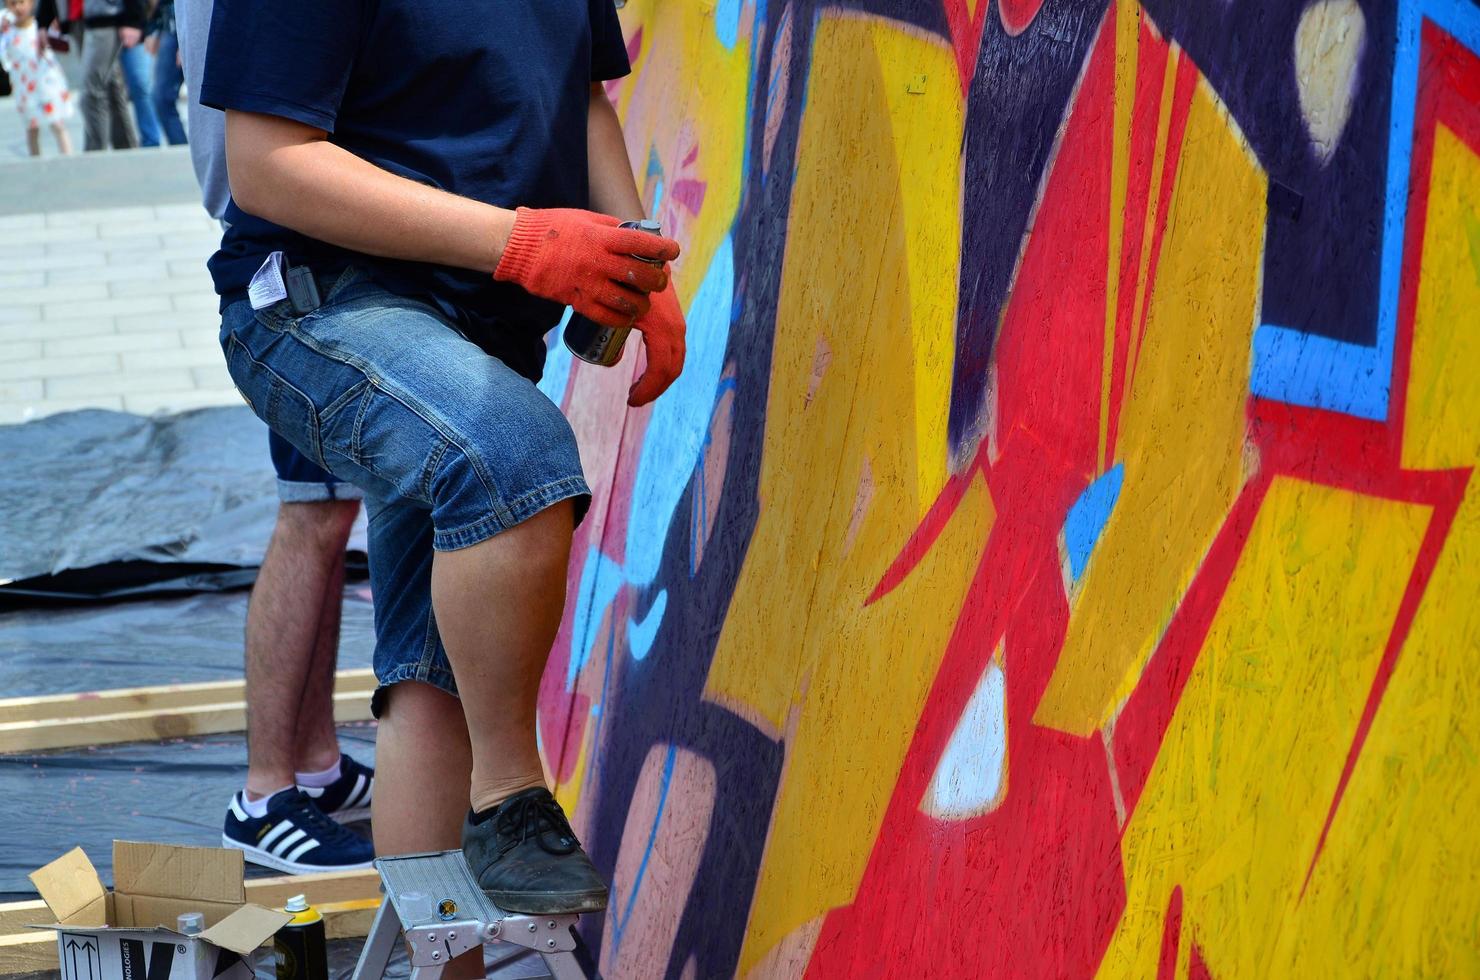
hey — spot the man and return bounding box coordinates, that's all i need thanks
[76,0,139,150]
[200,0,685,932]
[174,0,376,874]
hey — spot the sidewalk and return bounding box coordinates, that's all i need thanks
[0,132,239,425]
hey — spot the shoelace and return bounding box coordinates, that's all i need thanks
[280,794,364,848]
[495,794,580,857]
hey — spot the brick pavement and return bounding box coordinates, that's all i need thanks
[0,186,241,424]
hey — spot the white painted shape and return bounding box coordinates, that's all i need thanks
[922,661,1007,819]
[1294,0,1367,166]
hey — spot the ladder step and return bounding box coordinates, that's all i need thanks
[377,850,504,928]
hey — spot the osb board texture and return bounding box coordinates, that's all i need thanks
[539,0,1480,977]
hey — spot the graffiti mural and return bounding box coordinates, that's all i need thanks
[534,0,1480,975]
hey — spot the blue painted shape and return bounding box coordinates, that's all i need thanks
[623,236,736,586]
[566,546,624,690]
[609,743,678,958]
[925,662,1007,818]
[627,589,668,661]
[1063,463,1124,582]
[537,307,575,406]
[1251,0,1480,420]
[650,178,665,220]
[715,0,742,48]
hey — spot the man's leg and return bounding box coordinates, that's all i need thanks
[105,61,136,149]
[222,431,372,873]
[222,282,601,907]
[243,497,359,797]
[373,682,482,979]
[118,42,159,147]
[80,28,116,151]
[430,501,573,811]
[288,529,349,770]
[151,32,187,145]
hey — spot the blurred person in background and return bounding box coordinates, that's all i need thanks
[38,0,140,150]
[115,0,154,146]
[142,0,183,144]
[1,0,75,156]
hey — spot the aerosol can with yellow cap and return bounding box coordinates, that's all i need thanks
[275,895,327,980]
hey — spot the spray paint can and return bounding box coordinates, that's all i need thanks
[275,895,327,980]
[563,218,664,366]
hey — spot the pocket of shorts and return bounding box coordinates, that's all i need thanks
[224,333,324,466]
[252,301,303,334]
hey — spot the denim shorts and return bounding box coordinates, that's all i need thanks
[220,266,591,711]
[269,430,363,503]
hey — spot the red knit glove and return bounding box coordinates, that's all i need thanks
[628,277,687,406]
[493,207,680,329]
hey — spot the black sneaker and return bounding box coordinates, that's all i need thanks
[298,753,375,823]
[462,787,609,914]
[223,788,375,873]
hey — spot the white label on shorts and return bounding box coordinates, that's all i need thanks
[248,251,288,310]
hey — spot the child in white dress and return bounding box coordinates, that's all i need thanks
[1,0,74,156]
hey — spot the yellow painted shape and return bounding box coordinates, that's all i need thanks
[1272,127,1480,976]
[614,0,750,304]
[1122,45,1180,400]
[1275,494,1480,974]
[1403,124,1480,471]
[1096,478,1430,979]
[1100,0,1139,473]
[874,24,962,502]
[1035,79,1263,735]
[551,712,592,821]
[698,15,990,973]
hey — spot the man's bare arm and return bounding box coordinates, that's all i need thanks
[585,85,647,224]
[225,110,516,274]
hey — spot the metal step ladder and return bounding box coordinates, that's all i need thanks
[351,851,589,980]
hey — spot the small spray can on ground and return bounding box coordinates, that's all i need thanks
[563,218,663,366]
[275,895,327,980]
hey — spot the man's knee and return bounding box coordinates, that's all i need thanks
[378,681,468,744]
[274,499,360,552]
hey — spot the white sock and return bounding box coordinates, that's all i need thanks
[240,786,292,819]
[295,755,344,788]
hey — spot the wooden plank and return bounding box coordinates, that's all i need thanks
[0,903,48,939]
[0,689,373,755]
[321,898,382,940]
[0,932,57,975]
[0,896,383,975]
[244,869,382,909]
[0,670,376,725]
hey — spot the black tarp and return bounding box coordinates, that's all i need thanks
[0,408,366,606]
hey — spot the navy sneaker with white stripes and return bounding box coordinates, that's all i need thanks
[223,789,375,873]
[299,753,375,822]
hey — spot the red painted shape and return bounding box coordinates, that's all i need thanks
[1156,887,1184,980]
[941,0,992,92]
[867,466,979,604]
[805,20,1130,976]
[998,0,1047,37]
[1188,943,1213,980]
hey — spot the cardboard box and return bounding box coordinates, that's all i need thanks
[28,843,292,980]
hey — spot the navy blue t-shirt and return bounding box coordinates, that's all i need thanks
[200,0,631,376]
